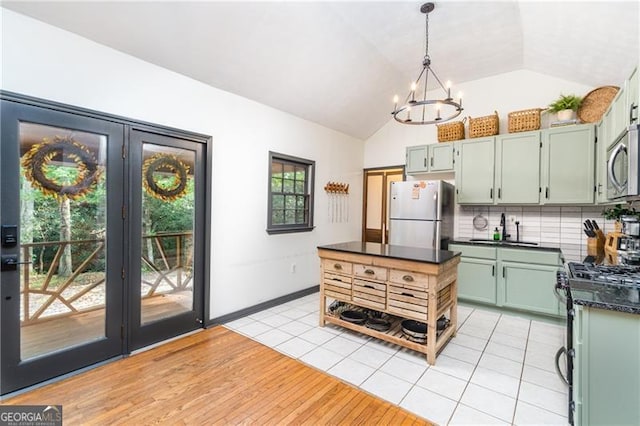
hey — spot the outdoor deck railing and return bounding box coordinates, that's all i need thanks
[19,231,193,325]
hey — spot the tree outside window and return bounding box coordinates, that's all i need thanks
[267,152,315,234]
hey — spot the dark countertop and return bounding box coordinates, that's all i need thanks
[450,238,563,253]
[570,279,640,315]
[318,241,460,265]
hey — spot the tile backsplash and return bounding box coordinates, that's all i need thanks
[455,205,617,262]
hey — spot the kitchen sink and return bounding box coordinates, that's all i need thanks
[468,238,538,246]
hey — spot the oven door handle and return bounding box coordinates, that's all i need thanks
[608,142,627,193]
[554,284,567,304]
[555,346,569,386]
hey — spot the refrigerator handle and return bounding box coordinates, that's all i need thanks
[433,190,439,248]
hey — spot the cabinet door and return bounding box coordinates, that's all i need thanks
[628,67,639,126]
[457,137,495,204]
[595,120,608,203]
[457,258,497,304]
[406,145,429,174]
[541,124,595,204]
[495,131,540,204]
[500,262,560,316]
[572,305,584,426]
[429,143,455,171]
[611,85,628,140]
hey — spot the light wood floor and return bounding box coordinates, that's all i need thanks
[3,326,431,425]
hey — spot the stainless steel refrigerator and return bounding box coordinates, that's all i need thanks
[388,180,454,250]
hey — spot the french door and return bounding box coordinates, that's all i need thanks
[127,129,205,351]
[362,167,404,243]
[0,99,206,395]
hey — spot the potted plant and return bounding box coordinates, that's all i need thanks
[602,203,638,231]
[548,94,583,121]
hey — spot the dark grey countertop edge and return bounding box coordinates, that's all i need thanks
[317,241,460,265]
[450,239,562,253]
[573,299,640,315]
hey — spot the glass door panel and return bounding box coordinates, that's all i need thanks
[128,129,204,351]
[140,143,195,325]
[19,122,108,359]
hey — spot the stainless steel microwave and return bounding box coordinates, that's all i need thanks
[607,124,640,199]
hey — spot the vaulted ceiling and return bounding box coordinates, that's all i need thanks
[2,1,638,140]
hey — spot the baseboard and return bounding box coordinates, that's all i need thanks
[207,285,319,326]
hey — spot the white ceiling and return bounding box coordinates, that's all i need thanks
[2,1,639,140]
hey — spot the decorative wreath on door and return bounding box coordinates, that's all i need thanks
[21,136,102,201]
[142,153,190,201]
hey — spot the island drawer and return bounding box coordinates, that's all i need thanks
[352,279,386,310]
[387,283,428,321]
[322,259,353,275]
[323,272,352,301]
[354,264,387,281]
[389,269,429,290]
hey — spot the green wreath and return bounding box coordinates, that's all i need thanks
[22,136,102,201]
[142,154,190,201]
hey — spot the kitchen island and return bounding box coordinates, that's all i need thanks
[317,241,460,364]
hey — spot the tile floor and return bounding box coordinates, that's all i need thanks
[224,293,568,425]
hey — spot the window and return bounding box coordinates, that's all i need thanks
[267,151,315,234]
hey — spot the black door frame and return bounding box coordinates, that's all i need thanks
[0,91,212,395]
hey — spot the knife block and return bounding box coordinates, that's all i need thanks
[588,229,606,256]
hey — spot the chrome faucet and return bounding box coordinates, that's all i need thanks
[500,213,511,241]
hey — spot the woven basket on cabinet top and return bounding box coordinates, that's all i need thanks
[468,111,499,138]
[508,108,543,133]
[436,118,466,142]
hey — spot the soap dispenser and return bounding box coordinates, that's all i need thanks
[493,227,500,241]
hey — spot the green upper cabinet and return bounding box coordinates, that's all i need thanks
[495,131,541,204]
[405,145,429,174]
[541,124,595,204]
[595,119,610,204]
[429,142,456,172]
[610,85,628,141]
[456,137,495,204]
[406,143,456,174]
[628,66,639,127]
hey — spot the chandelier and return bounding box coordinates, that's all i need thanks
[391,2,463,125]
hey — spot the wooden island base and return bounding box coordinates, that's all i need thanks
[318,242,460,365]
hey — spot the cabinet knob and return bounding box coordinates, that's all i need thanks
[364,268,375,275]
[402,274,414,282]
[333,263,342,270]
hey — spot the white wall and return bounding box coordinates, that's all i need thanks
[364,69,594,168]
[1,9,364,318]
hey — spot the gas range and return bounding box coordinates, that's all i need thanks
[568,262,640,289]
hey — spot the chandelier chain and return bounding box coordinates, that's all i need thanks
[424,9,429,61]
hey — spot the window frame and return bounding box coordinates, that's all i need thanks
[267,151,315,235]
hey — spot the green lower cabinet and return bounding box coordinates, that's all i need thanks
[573,305,640,425]
[451,244,562,317]
[457,258,497,304]
[500,262,560,316]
